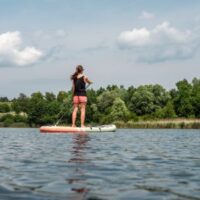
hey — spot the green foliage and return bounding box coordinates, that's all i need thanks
[57,91,68,103]
[11,93,29,113]
[27,92,47,126]
[97,90,118,113]
[108,97,130,122]
[154,101,176,119]
[96,87,106,96]
[191,78,200,117]
[0,114,14,122]
[85,89,98,123]
[3,118,14,127]
[124,86,135,105]
[1,77,200,127]
[129,86,156,115]
[58,93,73,124]
[169,89,178,100]
[0,97,9,102]
[14,114,27,123]
[27,101,46,126]
[97,86,126,115]
[0,103,10,112]
[45,92,56,102]
[89,103,101,123]
[174,79,194,117]
[0,113,27,127]
[152,84,170,107]
[27,91,66,126]
[129,84,170,116]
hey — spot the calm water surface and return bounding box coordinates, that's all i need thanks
[0,128,200,200]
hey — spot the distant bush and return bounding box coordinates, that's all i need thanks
[0,114,27,124]
[0,103,10,113]
[0,97,9,102]
[14,114,27,123]
[3,118,14,127]
[0,114,13,122]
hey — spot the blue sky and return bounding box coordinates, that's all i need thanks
[0,0,200,98]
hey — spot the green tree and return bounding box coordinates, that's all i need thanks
[27,92,47,126]
[0,103,10,112]
[45,92,56,102]
[106,84,118,91]
[152,84,170,107]
[0,114,14,122]
[14,114,27,123]
[169,88,178,100]
[11,93,29,114]
[3,118,14,127]
[124,86,135,106]
[129,86,156,115]
[0,97,9,102]
[85,89,98,123]
[96,87,106,96]
[89,103,101,123]
[108,97,130,122]
[57,91,68,103]
[192,78,200,117]
[0,114,14,127]
[174,79,194,117]
[97,90,119,114]
[57,92,73,124]
[155,101,176,118]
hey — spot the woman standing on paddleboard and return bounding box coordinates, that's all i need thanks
[71,65,92,127]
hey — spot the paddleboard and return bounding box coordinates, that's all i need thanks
[40,124,116,133]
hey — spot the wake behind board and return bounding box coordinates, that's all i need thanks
[40,124,116,133]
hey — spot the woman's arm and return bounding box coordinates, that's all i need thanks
[84,76,93,84]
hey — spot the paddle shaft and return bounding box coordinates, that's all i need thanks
[54,83,92,126]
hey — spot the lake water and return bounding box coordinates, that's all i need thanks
[0,128,200,200]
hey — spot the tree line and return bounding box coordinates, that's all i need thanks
[0,77,200,127]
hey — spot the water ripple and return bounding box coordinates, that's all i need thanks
[0,128,200,200]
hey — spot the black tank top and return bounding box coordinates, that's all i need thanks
[74,76,86,96]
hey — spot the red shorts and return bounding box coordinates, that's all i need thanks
[73,96,87,104]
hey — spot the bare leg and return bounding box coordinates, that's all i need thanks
[80,103,86,127]
[72,104,78,127]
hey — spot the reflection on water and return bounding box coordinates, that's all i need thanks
[67,134,91,199]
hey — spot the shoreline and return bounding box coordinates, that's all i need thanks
[1,119,200,129]
[114,119,200,129]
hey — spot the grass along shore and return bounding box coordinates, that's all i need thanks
[114,119,200,129]
[1,118,200,129]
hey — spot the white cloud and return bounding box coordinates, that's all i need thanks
[0,31,43,66]
[139,11,155,20]
[118,27,151,47]
[117,22,198,63]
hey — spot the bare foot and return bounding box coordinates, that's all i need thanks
[81,125,86,128]
[72,124,76,127]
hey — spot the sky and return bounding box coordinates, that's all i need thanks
[0,0,200,98]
